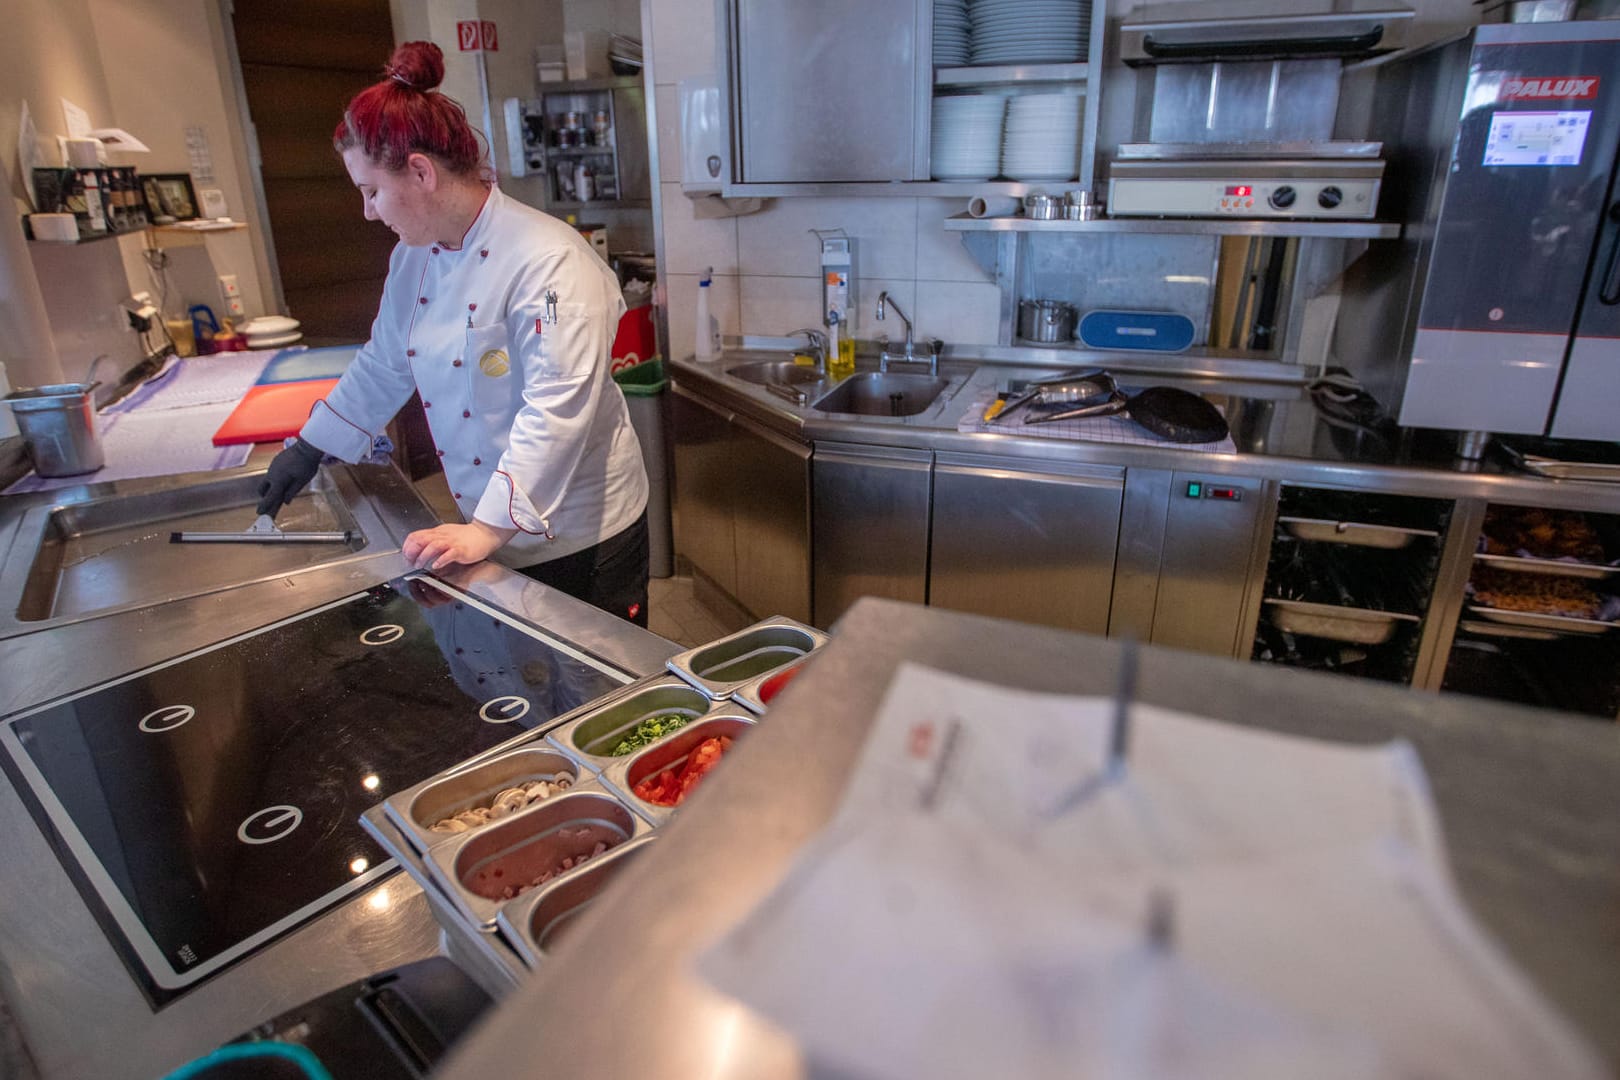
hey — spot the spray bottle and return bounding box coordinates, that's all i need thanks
[694,267,719,362]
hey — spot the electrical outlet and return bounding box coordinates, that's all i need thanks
[218,274,240,300]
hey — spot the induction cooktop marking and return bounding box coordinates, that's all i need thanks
[237,805,303,845]
[138,705,195,733]
[359,624,406,646]
[478,695,532,723]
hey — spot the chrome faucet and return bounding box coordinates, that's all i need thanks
[787,327,828,374]
[876,293,942,376]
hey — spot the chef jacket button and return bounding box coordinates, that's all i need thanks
[452,358,463,367]
[423,400,431,408]
[468,302,477,311]
[406,349,416,357]
[462,409,471,418]
[418,297,428,305]
[436,449,445,457]
[479,249,489,257]
[473,457,482,465]
[432,246,440,254]
[455,492,463,499]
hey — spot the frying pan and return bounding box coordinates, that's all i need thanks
[1024,385,1229,444]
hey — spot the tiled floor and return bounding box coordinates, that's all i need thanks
[413,472,737,649]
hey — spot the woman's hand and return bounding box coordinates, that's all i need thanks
[403,520,517,571]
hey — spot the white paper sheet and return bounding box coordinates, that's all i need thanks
[698,665,1604,1080]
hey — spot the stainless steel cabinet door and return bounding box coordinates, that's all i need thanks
[731,414,813,623]
[812,442,932,629]
[671,387,737,595]
[1149,472,1266,657]
[730,0,925,182]
[930,452,1124,634]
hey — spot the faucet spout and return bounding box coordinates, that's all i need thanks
[875,291,914,372]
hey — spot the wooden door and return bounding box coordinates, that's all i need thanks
[231,0,396,342]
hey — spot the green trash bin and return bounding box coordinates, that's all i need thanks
[612,358,673,577]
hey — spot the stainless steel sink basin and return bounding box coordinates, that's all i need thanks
[810,372,952,417]
[0,469,388,639]
[726,360,826,387]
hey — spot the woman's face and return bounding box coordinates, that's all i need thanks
[342,147,438,246]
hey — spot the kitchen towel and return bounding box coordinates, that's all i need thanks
[103,350,275,415]
[958,389,1238,453]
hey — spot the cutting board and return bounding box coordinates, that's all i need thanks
[211,378,340,446]
[255,345,359,386]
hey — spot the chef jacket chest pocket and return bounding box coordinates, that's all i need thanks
[465,321,514,412]
[533,301,593,380]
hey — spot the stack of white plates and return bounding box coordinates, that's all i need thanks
[1000,92,1083,181]
[240,315,304,350]
[934,0,971,66]
[931,94,1007,181]
[969,0,1089,65]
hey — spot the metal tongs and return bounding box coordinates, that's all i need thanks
[171,513,352,544]
[993,369,1118,423]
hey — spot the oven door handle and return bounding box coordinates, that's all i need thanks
[1599,201,1620,306]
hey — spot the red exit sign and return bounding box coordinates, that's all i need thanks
[456,20,498,51]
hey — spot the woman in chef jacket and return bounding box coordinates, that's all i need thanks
[255,41,651,626]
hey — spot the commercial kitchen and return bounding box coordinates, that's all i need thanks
[2,1,1620,1078]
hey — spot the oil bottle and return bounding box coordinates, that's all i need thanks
[826,311,856,379]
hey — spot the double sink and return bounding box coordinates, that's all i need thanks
[726,359,962,419]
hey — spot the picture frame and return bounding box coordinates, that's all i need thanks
[141,172,199,222]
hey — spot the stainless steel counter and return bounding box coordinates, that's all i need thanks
[672,351,1620,513]
[0,459,679,1079]
[436,597,1620,1080]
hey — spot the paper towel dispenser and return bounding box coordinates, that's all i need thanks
[679,76,726,195]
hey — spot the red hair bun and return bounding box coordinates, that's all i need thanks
[383,41,444,92]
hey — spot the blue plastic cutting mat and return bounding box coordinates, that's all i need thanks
[255,345,360,385]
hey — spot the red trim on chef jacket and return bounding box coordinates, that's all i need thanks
[311,398,372,441]
[493,470,552,537]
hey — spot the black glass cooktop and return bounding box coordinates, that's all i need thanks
[0,575,628,1007]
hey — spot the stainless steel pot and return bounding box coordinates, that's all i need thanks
[1023,194,1060,221]
[1017,299,1077,343]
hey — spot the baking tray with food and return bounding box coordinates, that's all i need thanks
[424,783,653,930]
[495,835,659,969]
[1466,563,1620,635]
[599,714,754,825]
[1476,504,1619,578]
[547,675,730,768]
[663,616,828,701]
[383,745,587,858]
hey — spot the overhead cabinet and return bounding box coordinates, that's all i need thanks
[725,0,930,183]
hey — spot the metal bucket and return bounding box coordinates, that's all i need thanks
[4,383,105,477]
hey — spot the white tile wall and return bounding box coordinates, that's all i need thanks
[737,275,821,336]
[667,271,740,362]
[736,197,919,280]
[655,82,681,183]
[916,280,1003,346]
[659,181,739,275]
[648,0,717,85]
[915,198,995,284]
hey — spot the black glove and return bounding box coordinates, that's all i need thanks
[255,437,325,517]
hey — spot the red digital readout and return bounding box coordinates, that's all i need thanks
[1225,185,1253,197]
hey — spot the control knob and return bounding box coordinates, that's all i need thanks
[1269,186,1297,210]
[1318,186,1344,210]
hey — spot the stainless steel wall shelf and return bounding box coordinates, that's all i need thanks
[934,63,1090,86]
[943,213,1401,239]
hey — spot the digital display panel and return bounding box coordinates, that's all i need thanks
[1483,110,1592,166]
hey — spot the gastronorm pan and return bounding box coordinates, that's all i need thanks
[547,676,718,766]
[1472,553,1618,580]
[1465,604,1616,636]
[496,834,658,968]
[732,656,810,715]
[425,785,651,929]
[664,616,829,700]
[1263,598,1419,645]
[384,745,584,857]
[1277,516,1438,549]
[600,714,755,824]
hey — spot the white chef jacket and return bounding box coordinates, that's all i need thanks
[302,186,648,568]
